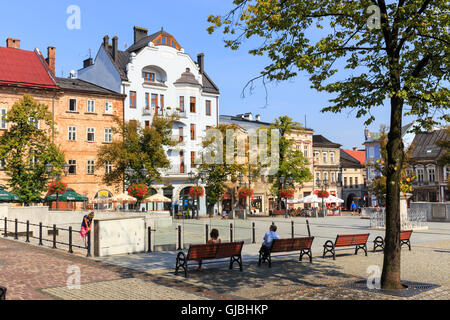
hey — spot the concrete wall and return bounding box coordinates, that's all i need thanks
[410,202,450,222]
[94,216,146,257]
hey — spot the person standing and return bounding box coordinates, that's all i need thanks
[351,201,356,215]
[80,212,94,248]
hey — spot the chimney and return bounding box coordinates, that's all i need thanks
[353,147,358,151]
[83,58,93,68]
[6,38,20,49]
[45,47,56,75]
[112,36,118,63]
[134,26,148,44]
[103,35,109,48]
[197,53,205,74]
[255,114,261,122]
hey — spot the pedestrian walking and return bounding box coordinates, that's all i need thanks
[351,201,356,215]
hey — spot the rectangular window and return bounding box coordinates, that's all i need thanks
[160,95,165,110]
[0,109,6,129]
[350,177,353,188]
[331,172,336,183]
[314,151,320,162]
[330,152,335,164]
[151,94,158,110]
[316,172,321,182]
[179,127,184,142]
[104,128,112,143]
[68,126,77,141]
[428,168,435,182]
[180,151,185,174]
[206,100,211,116]
[179,97,185,112]
[0,158,5,169]
[87,100,95,113]
[87,160,95,175]
[417,169,424,182]
[145,93,150,110]
[323,152,328,163]
[190,97,196,113]
[344,177,348,188]
[105,101,113,114]
[143,72,155,82]
[87,128,95,142]
[105,161,112,175]
[303,145,308,158]
[29,117,39,129]
[130,91,137,109]
[145,121,150,129]
[323,172,329,182]
[355,177,359,187]
[69,99,77,112]
[191,151,196,169]
[68,160,77,175]
[190,124,196,141]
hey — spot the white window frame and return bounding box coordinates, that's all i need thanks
[87,100,95,113]
[427,167,436,182]
[29,117,39,129]
[68,126,77,141]
[68,160,77,175]
[323,152,328,163]
[104,128,112,143]
[87,127,95,142]
[87,160,95,175]
[105,101,113,114]
[1,109,7,129]
[0,158,6,169]
[105,161,113,175]
[303,145,308,158]
[331,172,336,183]
[330,152,335,164]
[416,168,424,182]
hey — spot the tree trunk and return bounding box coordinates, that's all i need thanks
[381,94,405,290]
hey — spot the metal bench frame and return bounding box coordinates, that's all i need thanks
[258,237,314,268]
[323,234,370,260]
[175,242,244,278]
[373,230,413,252]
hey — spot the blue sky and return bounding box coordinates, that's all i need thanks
[0,0,410,149]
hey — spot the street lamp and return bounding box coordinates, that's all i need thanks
[316,178,329,217]
[188,170,205,219]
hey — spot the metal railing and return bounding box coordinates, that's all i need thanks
[2,218,91,257]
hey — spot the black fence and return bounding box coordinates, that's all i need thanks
[2,218,91,257]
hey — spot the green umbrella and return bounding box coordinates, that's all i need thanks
[45,189,88,202]
[0,188,21,202]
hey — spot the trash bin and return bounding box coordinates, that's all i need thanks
[0,286,6,300]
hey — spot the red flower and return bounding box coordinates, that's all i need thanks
[189,186,205,198]
[48,180,68,195]
[239,187,254,199]
[128,184,148,201]
[317,190,330,198]
[279,188,295,200]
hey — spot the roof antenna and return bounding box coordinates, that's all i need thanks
[305,115,307,129]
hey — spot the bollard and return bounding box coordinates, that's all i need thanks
[230,223,233,243]
[86,231,92,257]
[148,227,152,253]
[26,221,30,243]
[291,221,294,239]
[205,224,209,244]
[3,218,6,238]
[177,225,182,250]
[252,222,256,244]
[306,220,311,238]
[14,219,18,240]
[39,223,43,246]
[68,226,73,254]
[52,225,57,249]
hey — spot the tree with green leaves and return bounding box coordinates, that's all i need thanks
[208,0,449,289]
[0,95,65,205]
[96,116,176,191]
[269,116,313,200]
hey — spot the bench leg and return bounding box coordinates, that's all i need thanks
[300,249,312,263]
[175,252,188,278]
[323,241,335,260]
[373,237,385,252]
[355,244,368,256]
[401,240,411,251]
[268,254,272,268]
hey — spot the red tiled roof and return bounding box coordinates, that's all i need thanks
[343,149,366,165]
[0,47,57,89]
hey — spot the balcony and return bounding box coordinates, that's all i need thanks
[142,107,153,116]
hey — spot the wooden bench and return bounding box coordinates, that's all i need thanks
[373,230,413,252]
[323,234,370,260]
[259,237,314,268]
[175,242,244,278]
[0,286,6,300]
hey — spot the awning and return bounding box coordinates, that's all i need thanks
[45,189,88,202]
[0,188,20,202]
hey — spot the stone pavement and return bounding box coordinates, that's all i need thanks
[1,233,448,300]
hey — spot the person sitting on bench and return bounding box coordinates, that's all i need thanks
[197,229,222,270]
[259,225,280,262]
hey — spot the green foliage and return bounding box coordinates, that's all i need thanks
[96,116,176,188]
[0,95,65,204]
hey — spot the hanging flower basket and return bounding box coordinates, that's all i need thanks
[317,190,330,199]
[279,188,295,200]
[128,184,148,201]
[239,187,254,199]
[47,180,68,195]
[189,186,204,198]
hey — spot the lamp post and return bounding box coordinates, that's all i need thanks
[45,163,70,210]
[237,173,254,220]
[188,170,206,219]
[316,178,329,217]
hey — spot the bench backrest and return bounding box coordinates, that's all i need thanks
[271,237,314,253]
[335,234,370,247]
[187,242,244,261]
[400,230,413,241]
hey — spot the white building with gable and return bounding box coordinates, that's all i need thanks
[78,26,221,215]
